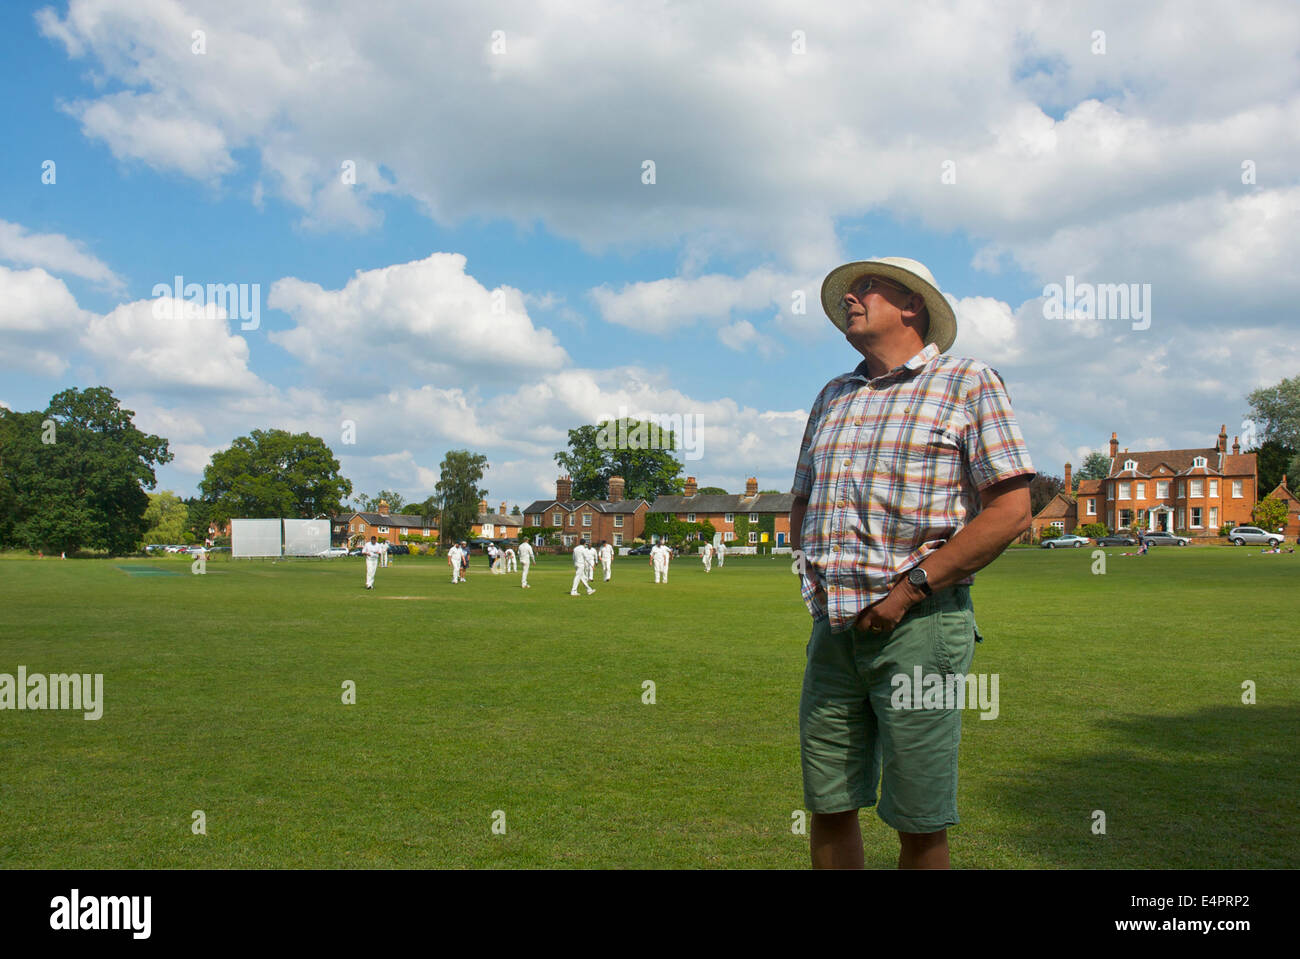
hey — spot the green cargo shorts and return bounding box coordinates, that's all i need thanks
[799,585,979,833]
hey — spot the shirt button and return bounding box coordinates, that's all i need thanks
[854,417,863,426]
[830,545,840,553]
[836,500,847,508]
[843,459,852,467]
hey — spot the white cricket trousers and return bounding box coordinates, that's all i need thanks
[365,555,378,588]
[521,561,530,587]
[602,558,612,580]
[653,561,668,583]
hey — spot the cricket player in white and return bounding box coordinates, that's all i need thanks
[379,540,389,568]
[505,547,517,572]
[490,544,506,575]
[518,540,533,588]
[598,540,613,581]
[583,541,597,584]
[716,541,726,567]
[571,543,595,595]
[363,536,381,589]
[651,543,670,583]
[701,540,714,572]
[448,543,464,583]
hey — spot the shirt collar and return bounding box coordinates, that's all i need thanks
[849,342,940,382]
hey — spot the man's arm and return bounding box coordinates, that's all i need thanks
[858,475,1031,628]
[789,495,809,552]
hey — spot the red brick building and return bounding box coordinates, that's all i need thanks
[650,476,795,546]
[522,476,650,547]
[1030,425,1259,538]
[335,500,438,547]
[1262,475,1300,541]
[471,500,523,541]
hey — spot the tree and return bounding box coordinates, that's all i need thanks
[510,504,522,516]
[1254,439,1297,497]
[357,489,406,513]
[698,486,727,495]
[1029,473,1064,516]
[1076,452,1111,485]
[1247,375,1300,485]
[199,429,351,522]
[554,419,683,501]
[0,387,172,554]
[436,450,489,544]
[183,496,211,542]
[1253,496,1288,533]
[142,491,189,545]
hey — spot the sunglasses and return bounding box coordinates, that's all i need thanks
[844,275,913,308]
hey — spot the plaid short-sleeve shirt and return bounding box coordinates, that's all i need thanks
[792,342,1035,632]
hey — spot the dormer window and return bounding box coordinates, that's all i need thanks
[1124,459,1137,471]
[1192,456,1207,468]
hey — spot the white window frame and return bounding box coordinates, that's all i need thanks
[1157,480,1169,499]
[552,513,563,527]
[614,515,623,527]
[1191,507,1202,528]
[1177,481,1185,498]
[1124,459,1137,471]
[748,531,758,544]
[1209,480,1218,498]
[724,512,734,523]
[568,513,575,526]
[1087,499,1096,516]
[1118,482,1130,500]
[1233,480,1243,498]
[1193,455,1207,468]
[613,533,622,546]
[1177,508,1184,528]
[1209,507,1218,528]
[1135,482,1145,500]
[749,512,759,522]
[686,513,695,523]
[582,513,592,527]
[378,526,388,534]
[723,531,734,542]
[1190,479,1203,498]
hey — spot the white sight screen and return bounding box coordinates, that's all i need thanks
[283,519,331,556]
[231,518,283,557]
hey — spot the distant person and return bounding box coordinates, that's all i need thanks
[518,540,534,588]
[460,541,470,579]
[447,542,464,583]
[505,547,517,572]
[571,544,595,596]
[598,540,613,582]
[491,544,506,575]
[379,539,390,568]
[363,536,381,590]
[701,540,714,572]
[651,542,670,583]
[716,541,726,567]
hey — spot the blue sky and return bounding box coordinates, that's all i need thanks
[2,1,1298,510]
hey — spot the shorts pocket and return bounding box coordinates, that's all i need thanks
[933,606,975,676]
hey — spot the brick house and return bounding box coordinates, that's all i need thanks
[1029,425,1259,538]
[522,476,649,547]
[650,476,795,546]
[1262,475,1300,541]
[335,499,439,547]
[472,500,523,541]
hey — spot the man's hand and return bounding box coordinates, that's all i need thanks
[853,580,924,634]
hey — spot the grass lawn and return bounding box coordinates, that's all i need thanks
[1,546,1297,869]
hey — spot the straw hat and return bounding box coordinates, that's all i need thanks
[820,256,957,352]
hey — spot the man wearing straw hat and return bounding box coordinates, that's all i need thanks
[791,257,1035,869]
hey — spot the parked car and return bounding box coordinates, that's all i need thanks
[1227,526,1283,547]
[627,544,654,555]
[317,547,350,558]
[1141,531,1189,547]
[348,548,365,556]
[388,543,410,555]
[1040,534,1090,549]
[1096,534,1138,547]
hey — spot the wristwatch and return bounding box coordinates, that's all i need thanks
[906,566,932,596]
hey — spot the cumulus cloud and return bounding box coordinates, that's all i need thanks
[0,220,124,291]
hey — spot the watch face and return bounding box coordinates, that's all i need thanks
[908,568,926,585]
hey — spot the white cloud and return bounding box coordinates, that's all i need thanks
[0,221,124,291]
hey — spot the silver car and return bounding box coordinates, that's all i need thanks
[1041,534,1090,549]
[1228,526,1283,547]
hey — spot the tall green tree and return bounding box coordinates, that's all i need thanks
[199,429,351,521]
[356,489,406,513]
[142,491,190,545]
[1028,473,1064,515]
[0,387,172,554]
[436,450,489,544]
[1253,439,1297,497]
[1076,451,1112,485]
[554,419,684,501]
[1247,375,1300,486]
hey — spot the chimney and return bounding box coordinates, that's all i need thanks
[499,501,507,516]
[684,476,698,497]
[746,476,758,496]
[1232,436,1241,455]
[479,498,488,516]
[1218,423,1228,454]
[1063,462,1072,494]
[556,476,572,501]
[377,499,390,516]
[1109,432,1118,458]
[608,475,625,502]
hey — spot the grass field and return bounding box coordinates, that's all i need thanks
[2,546,1297,869]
